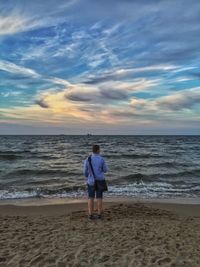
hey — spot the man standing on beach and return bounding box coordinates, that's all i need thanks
[83,145,108,219]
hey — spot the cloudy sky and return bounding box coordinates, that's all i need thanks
[0,0,200,134]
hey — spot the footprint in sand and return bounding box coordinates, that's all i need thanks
[156,257,172,265]
[29,254,44,266]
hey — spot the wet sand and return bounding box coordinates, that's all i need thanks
[0,198,200,267]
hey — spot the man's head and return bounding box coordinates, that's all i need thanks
[92,144,100,154]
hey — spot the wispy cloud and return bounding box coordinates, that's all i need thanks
[0,13,29,35]
[0,0,79,36]
[156,88,200,111]
[0,91,22,97]
[84,64,178,84]
[0,60,40,77]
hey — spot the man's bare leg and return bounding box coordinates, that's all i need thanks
[97,198,103,215]
[88,198,94,215]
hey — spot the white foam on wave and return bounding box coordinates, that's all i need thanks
[0,190,38,200]
[0,182,199,200]
[0,189,86,200]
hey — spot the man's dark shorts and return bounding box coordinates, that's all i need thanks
[87,184,103,199]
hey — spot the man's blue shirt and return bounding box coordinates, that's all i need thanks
[83,153,108,185]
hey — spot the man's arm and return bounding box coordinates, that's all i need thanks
[83,159,89,177]
[102,158,108,173]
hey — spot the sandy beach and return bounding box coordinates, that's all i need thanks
[0,198,200,267]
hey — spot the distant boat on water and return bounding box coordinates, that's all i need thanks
[87,133,92,137]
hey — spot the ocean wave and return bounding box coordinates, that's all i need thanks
[121,169,200,183]
[122,173,154,183]
[145,161,191,168]
[104,153,163,159]
[168,169,200,178]
[0,154,23,161]
[0,185,87,200]
[1,182,199,200]
[108,183,200,197]
[4,169,80,177]
[30,155,61,160]
[40,184,86,194]
[0,190,38,200]
[0,153,82,161]
[0,150,31,154]
[0,150,60,160]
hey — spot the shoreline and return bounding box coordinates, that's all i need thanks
[1,195,200,206]
[0,196,200,217]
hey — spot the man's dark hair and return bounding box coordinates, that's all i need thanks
[92,144,100,153]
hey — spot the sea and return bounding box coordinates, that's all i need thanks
[0,135,199,200]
